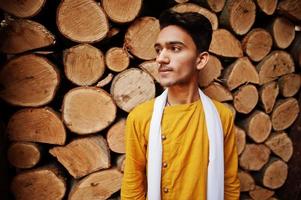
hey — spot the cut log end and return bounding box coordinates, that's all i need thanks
[233,85,258,114]
[203,82,233,102]
[105,47,130,72]
[0,0,45,18]
[198,54,222,87]
[107,119,126,154]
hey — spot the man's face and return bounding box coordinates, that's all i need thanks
[154,25,200,87]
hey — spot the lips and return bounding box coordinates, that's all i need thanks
[158,66,173,73]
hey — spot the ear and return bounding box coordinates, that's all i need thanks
[196,52,209,70]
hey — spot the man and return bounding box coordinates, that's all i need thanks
[121,10,240,200]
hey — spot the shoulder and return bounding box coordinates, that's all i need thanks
[127,99,155,124]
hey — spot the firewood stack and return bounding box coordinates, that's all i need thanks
[0,0,300,199]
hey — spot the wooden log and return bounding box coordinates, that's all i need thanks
[102,0,142,23]
[238,170,256,192]
[139,60,160,83]
[259,81,279,113]
[222,57,259,91]
[0,19,55,54]
[7,107,66,145]
[175,0,189,3]
[278,73,301,97]
[116,154,125,172]
[265,132,293,162]
[106,118,126,154]
[209,29,243,58]
[239,144,271,171]
[7,142,41,169]
[240,110,272,143]
[198,0,225,13]
[234,126,246,155]
[198,54,223,87]
[105,47,130,72]
[124,17,160,60]
[223,103,236,118]
[203,82,233,102]
[0,54,60,107]
[255,0,278,15]
[242,28,273,62]
[63,44,105,86]
[219,0,256,35]
[171,3,218,30]
[0,0,45,18]
[233,84,258,114]
[96,73,114,88]
[110,68,156,112]
[290,32,301,68]
[50,136,110,179]
[62,87,117,134]
[269,17,295,49]
[11,166,66,200]
[57,0,109,43]
[277,0,301,22]
[257,50,295,85]
[249,185,275,200]
[271,98,299,131]
[68,168,123,200]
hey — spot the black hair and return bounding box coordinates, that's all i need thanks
[158,9,212,53]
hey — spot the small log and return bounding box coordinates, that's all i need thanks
[0,19,55,54]
[102,0,142,23]
[271,98,299,131]
[62,87,117,134]
[198,0,225,13]
[106,118,126,154]
[240,110,272,143]
[124,17,160,60]
[265,132,293,162]
[209,29,243,58]
[203,82,233,102]
[0,0,45,18]
[234,126,246,155]
[259,81,279,113]
[7,142,41,169]
[242,28,273,62]
[110,68,156,112]
[68,168,123,200]
[96,73,114,88]
[290,32,301,68]
[198,54,223,87]
[171,3,218,30]
[259,158,288,189]
[63,44,105,86]
[116,154,125,172]
[257,50,295,85]
[0,54,60,107]
[269,17,295,49]
[219,0,256,35]
[255,0,278,15]
[249,185,275,200]
[239,144,271,171]
[278,73,301,97]
[7,107,66,145]
[57,0,109,43]
[139,60,160,83]
[105,47,130,72]
[238,170,256,192]
[278,0,301,22]
[11,166,66,200]
[233,84,258,114]
[222,57,259,91]
[50,136,110,179]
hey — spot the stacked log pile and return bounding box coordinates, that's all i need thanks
[0,0,300,199]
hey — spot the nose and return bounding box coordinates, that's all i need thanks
[156,49,170,64]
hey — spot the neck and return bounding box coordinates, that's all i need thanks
[167,82,200,105]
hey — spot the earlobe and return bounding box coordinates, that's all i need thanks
[196,52,209,70]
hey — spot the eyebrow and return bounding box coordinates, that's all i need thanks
[154,41,185,48]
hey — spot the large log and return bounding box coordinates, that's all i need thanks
[255,0,278,15]
[238,170,256,192]
[0,54,60,107]
[269,17,295,49]
[233,84,258,114]
[102,0,142,23]
[124,17,160,60]
[50,136,110,179]
[7,107,66,145]
[0,0,45,18]
[110,68,156,112]
[219,0,256,35]
[57,0,109,43]
[105,47,130,72]
[203,82,233,102]
[278,73,301,97]
[62,87,117,134]
[63,44,105,86]
[11,166,66,200]
[68,168,123,200]
[198,54,223,87]
[0,19,55,54]
[259,81,279,113]
[106,118,126,154]
[249,185,275,200]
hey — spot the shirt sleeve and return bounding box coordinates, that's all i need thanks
[223,111,240,200]
[121,111,147,200]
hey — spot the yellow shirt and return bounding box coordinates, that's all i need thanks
[121,99,240,200]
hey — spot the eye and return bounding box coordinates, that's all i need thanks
[155,47,162,55]
[171,46,181,52]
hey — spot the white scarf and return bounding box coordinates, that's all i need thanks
[147,88,224,200]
